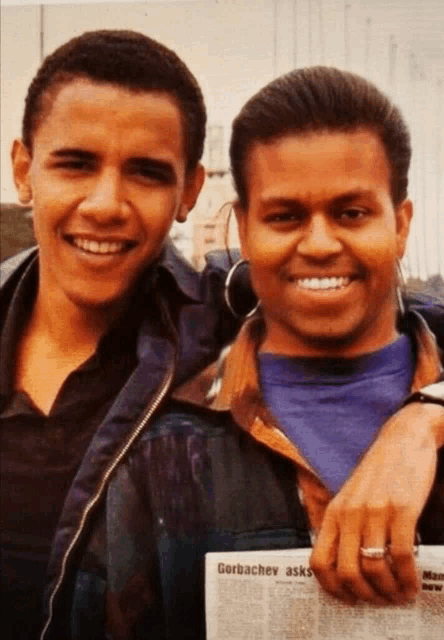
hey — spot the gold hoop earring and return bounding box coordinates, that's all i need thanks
[224,259,260,318]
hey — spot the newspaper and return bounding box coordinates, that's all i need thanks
[205,546,444,640]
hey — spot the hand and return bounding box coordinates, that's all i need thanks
[310,403,444,605]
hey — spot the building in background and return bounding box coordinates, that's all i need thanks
[1,0,443,276]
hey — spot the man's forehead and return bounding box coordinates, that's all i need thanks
[246,128,392,199]
[35,78,187,162]
[48,78,181,118]
[37,77,185,144]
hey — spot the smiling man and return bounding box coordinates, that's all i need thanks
[0,30,239,640]
[239,128,413,357]
[226,67,444,605]
[11,79,205,414]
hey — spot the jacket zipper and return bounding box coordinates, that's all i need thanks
[40,299,178,640]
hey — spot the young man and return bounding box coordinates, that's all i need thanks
[228,66,444,607]
[1,34,443,640]
[1,29,238,640]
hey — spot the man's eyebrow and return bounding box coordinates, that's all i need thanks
[259,196,307,209]
[50,148,96,160]
[331,190,377,206]
[127,157,177,181]
[49,150,176,181]
[260,190,377,209]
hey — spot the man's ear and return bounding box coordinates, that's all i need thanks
[395,198,413,259]
[233,200,249,260]
[12,139,33,204]
[176,163,206,223]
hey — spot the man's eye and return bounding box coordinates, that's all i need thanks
[337,208,367,221]
[55,159,93,171]
[127,162,174,184]
[135,168,168,182]
[267,212,305,223]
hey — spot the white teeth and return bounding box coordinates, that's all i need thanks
[71,237,126,254]
[296,276,351,290]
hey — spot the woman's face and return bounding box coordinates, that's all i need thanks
[235,129,412,357]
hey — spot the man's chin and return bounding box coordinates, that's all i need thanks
[300,329,363,353]
[279,314,378,357]
[293,317,390,357]
[66,289,133,315]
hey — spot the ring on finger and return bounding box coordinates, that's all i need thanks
[360,547,386,559]
[360,545,419,560]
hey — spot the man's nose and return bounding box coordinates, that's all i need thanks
[78,170,128,224]
[297,213,342,259]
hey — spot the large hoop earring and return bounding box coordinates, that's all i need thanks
[224,259,260,318]
[396,259,406,318]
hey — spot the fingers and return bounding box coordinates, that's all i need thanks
[387,509,420,601]
[359,509,401,603]
[310,510,357,605]
[310,502,419,606]
[335,510,389,605]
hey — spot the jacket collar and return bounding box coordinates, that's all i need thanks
[156,242,201,303]
[0,246,37,288]
[175,310,443,408]
[173,310,443,479]
[0,242,201,303]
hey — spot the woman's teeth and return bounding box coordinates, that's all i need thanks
[295,276,351,290]
[72,237,127,254]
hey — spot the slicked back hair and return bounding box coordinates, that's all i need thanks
[230,66,411,208]
[22,29,206,174]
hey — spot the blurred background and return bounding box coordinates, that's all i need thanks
[1,0,443,293]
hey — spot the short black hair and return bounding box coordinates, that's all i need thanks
[22,29,206,173]
[230,66,411,208]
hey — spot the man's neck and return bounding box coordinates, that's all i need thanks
[30,285,127,356]
[260,319,400,358]
[14,286,131,415]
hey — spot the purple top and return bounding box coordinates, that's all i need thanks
[259,334,415,493]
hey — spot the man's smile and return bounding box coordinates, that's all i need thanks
[287,275,353,291]
[65,235,136,255]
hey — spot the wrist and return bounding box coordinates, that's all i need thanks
[403,383,444,448]
[380,402,444,450]
[403,383,444,409]
[405,402,444,448]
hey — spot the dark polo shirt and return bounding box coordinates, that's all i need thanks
[0,260,143,639]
